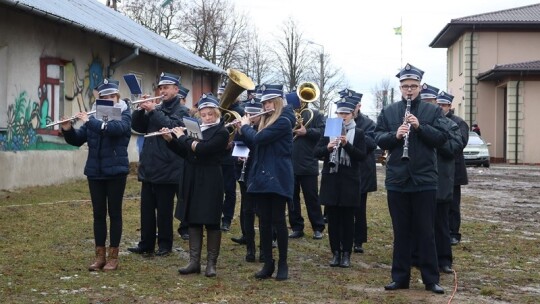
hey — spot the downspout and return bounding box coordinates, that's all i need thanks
[107,47,140,77]
[469,29,474,128]
[515,77,521,165]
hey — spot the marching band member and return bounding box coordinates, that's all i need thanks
[61,79,131,271]
[351,91,377,254]
[314,97,366,268]
[375,64,447,294]
[236,84,295,281]
[164,93,229,277]
[233,96,264,262]
[128,72,185,257]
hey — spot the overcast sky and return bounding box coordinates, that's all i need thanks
[99,0,538,116]
[231,0,539,116]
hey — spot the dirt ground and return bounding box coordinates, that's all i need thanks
[461,164,540,234]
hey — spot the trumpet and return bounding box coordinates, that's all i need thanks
[130,95,164,106]
[45,110,97,128]
[401,94,412,161]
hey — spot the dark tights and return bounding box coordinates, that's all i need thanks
[88,177,127,247]
[253,193,288,264]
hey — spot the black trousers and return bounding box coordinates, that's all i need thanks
[449,185,462,241]
[435,200,452,267]
[138,182,176,251]
[353,192,368,245]
[326,206,355,253]
[221,164,237,225]
[387,190,439,285]
[238,181,257,243]
[253,193,288,263]
[287,174,325,233]
[88,177,127,247]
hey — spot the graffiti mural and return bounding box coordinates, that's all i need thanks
[0,90,40,151]
[0,55,104,151]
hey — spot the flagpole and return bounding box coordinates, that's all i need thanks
[400,17,403,68]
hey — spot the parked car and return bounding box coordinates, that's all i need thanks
[463,131,490,167]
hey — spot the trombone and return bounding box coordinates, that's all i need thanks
[45,110,97,128]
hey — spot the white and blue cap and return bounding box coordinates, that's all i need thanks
[335,97,357,114]
[178,85,190,99]
[420,83,440,100]
[259,84,283,102]
[436,91,454,105]
[285,91,301,110]
[97,78,120,96]
[247,85,259,98]
[242,97,263,114]
[217,82,226,95]
[158,72,181,87]
[349,92,363,104]
[338,88,356,98]
[197,93,220,110]
[395,63,424,81]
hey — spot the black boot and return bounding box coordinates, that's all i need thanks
[205,229,221,277]
[255,259,275,279]
[245,241,256,262]
[339,251,351,268]
[275,259,288,281]
[329,251,341,267]
[179,227,202,275]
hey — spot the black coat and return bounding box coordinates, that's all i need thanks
[447,112,469,186]
[167,124,229,225]
[293,109,325,175]
[314,127,366,207]
[375,97,447,191]
[355,113,377,193]
[435,117,463,202]
[131,97,185,184]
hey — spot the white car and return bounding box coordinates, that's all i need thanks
[463,132,490,168]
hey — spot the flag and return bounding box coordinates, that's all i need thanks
[161,0,173,7]
[393,26,402,36]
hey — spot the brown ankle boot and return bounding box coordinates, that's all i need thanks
[103,247,119,271]
[88,246,106,271]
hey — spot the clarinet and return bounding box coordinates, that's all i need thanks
[401,94,412,161]
[328,123,346,168]
[238,157,247,182]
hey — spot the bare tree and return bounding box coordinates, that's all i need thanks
[121,0,183,41]
[273,18,311,92]
[236,29,273,86]
[305,50,346,115]
[371,79,396,114]
[177,0,249,69]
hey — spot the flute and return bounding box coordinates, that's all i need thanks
[144,110,275,138]
[131,95,164,105]
[45,110,97,128]
[224,109,275,128]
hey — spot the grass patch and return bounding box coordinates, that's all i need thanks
[1,168,539,303]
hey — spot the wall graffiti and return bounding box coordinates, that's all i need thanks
[0,55,104,151]
[0,91,40,151]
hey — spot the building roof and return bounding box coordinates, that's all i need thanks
[430,3,540,48]
[0,0,225,74]
[477,60,540,81]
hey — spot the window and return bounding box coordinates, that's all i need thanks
[448,46,453,82]
[458,39,463,76]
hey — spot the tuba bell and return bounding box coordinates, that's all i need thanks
[219,68,255,140]
[293,82,319,139]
